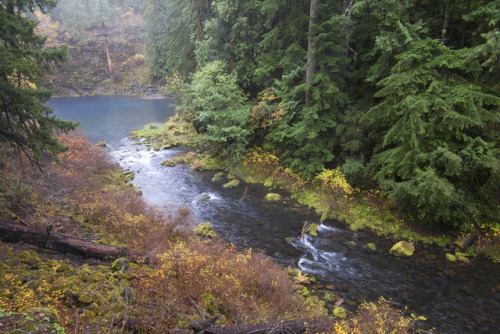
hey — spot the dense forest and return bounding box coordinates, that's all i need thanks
[144,0,499,232]
[1,0,499,332]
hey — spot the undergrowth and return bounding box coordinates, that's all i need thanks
[0,131,428,332]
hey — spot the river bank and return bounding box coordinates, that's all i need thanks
[130,115,500,265]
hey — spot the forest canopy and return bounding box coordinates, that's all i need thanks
[143,0,499,231]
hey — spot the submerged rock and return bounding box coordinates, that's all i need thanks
[265,193,282,202]
[364,243,377,252]
[389,241,415,257]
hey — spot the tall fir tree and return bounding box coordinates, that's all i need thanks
[0,0,76,160]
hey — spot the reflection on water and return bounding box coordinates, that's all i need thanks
[50,97,500,334]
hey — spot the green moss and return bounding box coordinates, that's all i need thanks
[305,223,318,237]
[111,258,129,273]
[265,193,282,202]
[390,241,415,257]
[223,179,240,188]
[263,179,273,188]
[446,253,457,262]
[347,241,357,247]
[212,172,224,182]
[193,222,218,238]
[96,141,107,148]
[333,306,347,319]
[364,243,377,251]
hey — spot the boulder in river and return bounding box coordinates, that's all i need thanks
[364,243,377,252]
[265,193,282,202]
[223,179,240,188]
[389,241,415,257]
[333,306,347,319]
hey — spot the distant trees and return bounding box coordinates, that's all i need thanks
[0,0,76,160]
[144,0,499,231]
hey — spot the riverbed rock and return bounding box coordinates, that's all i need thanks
[363,243,377,252]
[265,193,282,202]
[305,223,318,237]
[457,255,470,263]
[347,240,357,247]
[446,253,457,262]
[96,142,106,148]
[211,172,224,182]
[193,222,218,238]
[264,179,273,188]
[333,306,347,319]
[223,179,240,188]
[389,241,415,257]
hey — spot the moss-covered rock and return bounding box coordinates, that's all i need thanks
[111,258,129,273]
[265,193,282,202]
[96,141,107,148]
[305,223,318,237]
[333,306,347,319]
[364,243,377,251]
[446,253,457,262]
[193,222,218,238]
[390,241,415,257]
[212,172,224,182]
[263,179,273,188]
[457,255,470,263]
[223,179,240,188]
[347,241,357,247]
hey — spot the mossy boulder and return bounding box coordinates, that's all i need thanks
[333,306,347,319]
[211,172,224,182]
[161,159,177,167]
[389,241,415,257]
[446,253,457,262]
[96,141,107,148]
[193,222,218,238]
[347,241,357,247]
[223,179,240,188]
[305,223,318,237]
[265,193,282,202]
[111,258,129,273]
[457,255,470,263]
[364,243,377,252]
[263,179,273,188]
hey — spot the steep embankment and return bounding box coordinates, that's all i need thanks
[44,8,160,97]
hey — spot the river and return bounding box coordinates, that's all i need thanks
[49,96,500,333]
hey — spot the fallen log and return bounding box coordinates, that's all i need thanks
[0,220,130,260]
[203,318,334,334]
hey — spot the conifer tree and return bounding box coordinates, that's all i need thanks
[0,0,76,160]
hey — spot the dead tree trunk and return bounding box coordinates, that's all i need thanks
[105,40,114,82]
[0,220,130,259]
[203,318,333,334]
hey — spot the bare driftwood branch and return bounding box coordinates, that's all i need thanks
[0,220,130,259]
[204,318,334,334]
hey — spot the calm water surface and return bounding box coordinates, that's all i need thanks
[50,96,500,333]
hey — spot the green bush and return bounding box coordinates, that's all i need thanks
[185,61,252,160]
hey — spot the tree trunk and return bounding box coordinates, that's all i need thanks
[105,39,114,81]
[305,0,320,104]
[0,220,130,259]
[204,318,333,334]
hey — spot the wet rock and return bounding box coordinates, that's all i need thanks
[223,179,240,188]
[364,243,377,252]
[347,240,357,247]
[193,222,218,238]
[457,255,470,263]
[197,193,211,201]
[305,223,318,237]
[444,269,456,278]
[211,172,224,182]
[96,141,106,148]
[264,179,273,188]
[446,253,457,262]
[265,193,282,202]
[390,241,415,257]
[333,307,347,319]
[285,237,296,243]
